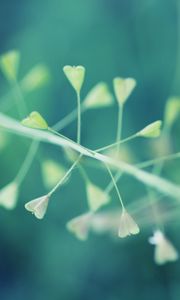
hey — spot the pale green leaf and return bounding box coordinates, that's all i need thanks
[164,97,180,127]
[25,195,49,219]
[21,64,50,93]
[66,212,92,240]
[0,181,19,209]
[113,77,136,105]
[41,159,67,189]
[21,111,48,130]
[63,65,85,93]
[83,82,113,109]
[0,50,20,81]
[86,181,110,212]
[138,120,162,138]
[149,230,179,265]
[118,209,140,238]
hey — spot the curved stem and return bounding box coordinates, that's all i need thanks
[137,152,180,169]
[105,163,125,210]
[48,154,82,197]
[116,104,123,153]
[78,164,89,184]
[53,105,86,132]
[15,140,39,185]
[49,127,94,156]
[1,112,180,200]
[105,171,122,194]
[12,79,27,118]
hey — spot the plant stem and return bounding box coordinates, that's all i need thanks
[48,154,82,197]
[1,112,180,199]
[15,140,39,185]
[95,133,138,152]
[116,104,123,153]
[12,79,27,118]
[78,164,89,184]
[53,105,86,131]
[49,127,94,156]
[137,152,180,169]
[105,163,125,210]
[77,91,81,144]
[105,171,122,194]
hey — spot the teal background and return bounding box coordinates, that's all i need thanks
[0,0,180,300]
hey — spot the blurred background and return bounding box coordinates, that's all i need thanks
[0,0,180,299]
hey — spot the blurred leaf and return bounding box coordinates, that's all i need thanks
[113,77,136,106]
[63,65,85,93]
[138,120,162,138]
[41,159,67,189]
[0,50,20,82]
[25,194,49,219]
[0,181,19,209]
[86,181,110,212]
[21,64,50,93]
[83,82,114,109]
[164,97,180,127]
[21,111,48,129]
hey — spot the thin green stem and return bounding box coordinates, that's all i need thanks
[137,152,180,169]
[78,164,89,184]
[105,171,122,194]
[49,127,94,156]
[146,188,164,232]
[95,133,138,152]
[12,79,27,118]
[116,104,123,153]
[53,105,86,131]
[15,140,39,185]
[77,91,81,144]
[105,163,125,210]
[1,112,180,200]
[48,154,82,197]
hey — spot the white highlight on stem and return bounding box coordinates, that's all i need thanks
[0,112,180,200]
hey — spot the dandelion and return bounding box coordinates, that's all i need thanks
[149,230,178,265]
[66,212,93,241]
[118,209,140,238]
[0,181,19,209]
[86,181,110,212]
[138,120,162,138]
[25,195,49,219]
[21,111,48,130]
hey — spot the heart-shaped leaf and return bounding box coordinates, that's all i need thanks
[83,82,113,109]
[25,195,49,219]
[86,181,110,212]
[138,120,162,138]
[21,64,50,93]
[0,50,20,82]
[113,77,136,106]
[21,111,48,130]
[63,65,85,93]
[0,181,19,209]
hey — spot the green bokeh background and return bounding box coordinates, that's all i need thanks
[0,0,180,299]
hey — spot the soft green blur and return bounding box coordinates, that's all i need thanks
[0,0,180,300]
